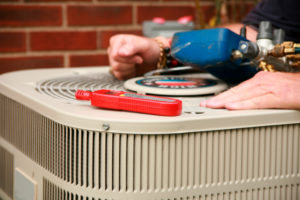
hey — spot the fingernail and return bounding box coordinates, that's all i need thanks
[199,101,207,107]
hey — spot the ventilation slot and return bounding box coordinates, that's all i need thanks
[1,94,300,193]
[0,145,14,199]
[35,72,125,102]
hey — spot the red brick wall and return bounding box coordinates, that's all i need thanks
[0,0,255,74]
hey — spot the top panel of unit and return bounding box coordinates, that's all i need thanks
[1,67,300,134]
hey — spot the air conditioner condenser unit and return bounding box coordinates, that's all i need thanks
[0,67,300,200]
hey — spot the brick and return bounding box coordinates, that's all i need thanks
[227,3,255,22]
[0,56,63,74]
[0,5,62,27]
[25,0,91,2]
[98,0,158,2]
[0,32,26,53]
[200,4,217,23]
[67,5,132,26]
[30,31,97,51]
[0,0,20,2]
[137,5,195,24]
[100,30,143,49]
[70,54,109,67]
[162,0,195,1]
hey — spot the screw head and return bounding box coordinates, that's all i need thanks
[241,43,247,50]
[102,123,110,131]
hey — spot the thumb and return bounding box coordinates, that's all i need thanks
[118,35,152,56]
[118,44,144,64]
[118,42,148,56]
[118,44,136,56]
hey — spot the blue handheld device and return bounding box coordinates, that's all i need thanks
[171,28,258,84]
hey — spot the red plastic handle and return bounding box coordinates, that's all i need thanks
[75,89,182,116]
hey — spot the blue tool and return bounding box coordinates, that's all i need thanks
[171,28,258,84]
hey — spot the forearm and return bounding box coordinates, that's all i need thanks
[219,23,258,42]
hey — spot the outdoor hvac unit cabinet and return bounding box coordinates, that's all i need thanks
[0,67,300,200]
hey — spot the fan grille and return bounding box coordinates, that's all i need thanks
[35,73,125,102]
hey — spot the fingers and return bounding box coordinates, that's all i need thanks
[225,93,279,110]
[108,54,136,80]
[200,78,260,108]
[109,35,149,60]
[108,34,153,80]
[114,44,143,64]
[108,43,143,65]
[200,71,276,110]
[201,91,279,110]
[110,65,136,80]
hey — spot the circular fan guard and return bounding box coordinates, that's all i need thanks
[35,73,125,103]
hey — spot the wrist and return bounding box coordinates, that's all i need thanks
[153,37,182,69]
[153,37,172,69]
[154,36,171,47]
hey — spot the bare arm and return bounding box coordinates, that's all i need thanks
[221,23,257,42]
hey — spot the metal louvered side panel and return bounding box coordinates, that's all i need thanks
[93,129,300,192]
[43,178,87,200]
[194,126,300,186]
[0,146,14,199]
[1,94,300,194]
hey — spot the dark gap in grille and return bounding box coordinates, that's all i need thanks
[67,128,70,182]
[125,134,128,192]
[132,135,136,191]
[92,132,95,188]
[63,127,67,181]
[76,129,79,185]
[98,132,101,189]
[119,134,122,191]
[105,133,108,190]
[81,132,84,186]
[71,128,74,183]
[112,133,115,191]
[86,132,89,187]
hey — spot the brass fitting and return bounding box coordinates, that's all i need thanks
[231,50,243,60]
[286,54,300,61]
[268,41,299,57]
[258,60,276,72]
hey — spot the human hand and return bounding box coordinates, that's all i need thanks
[107,34,169,80]
[200,71,300,110]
